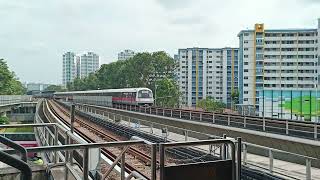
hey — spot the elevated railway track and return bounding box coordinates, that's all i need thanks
[43,100,230,179]
[110,104,319,141]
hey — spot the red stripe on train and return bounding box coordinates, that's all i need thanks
[112,97,136,102]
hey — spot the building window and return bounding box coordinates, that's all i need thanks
[244,84,248,87]
[244,55,248,58]
[244,40,248,44]
[244,69,248,72]
[244,62,248,65]
[244,48,248,51]
[244,91,248,94]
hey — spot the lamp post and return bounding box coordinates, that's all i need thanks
[316,84,319,123]
[155,84,158,107]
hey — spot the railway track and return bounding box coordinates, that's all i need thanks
[54,100,220,162]
[48,100,219,178]
[43,99,288,180]
[46,100,153,179]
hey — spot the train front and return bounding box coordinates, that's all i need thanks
[136,88,154,106]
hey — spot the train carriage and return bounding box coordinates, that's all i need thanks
[53,88,154,106]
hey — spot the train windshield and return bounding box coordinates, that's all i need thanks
[138,90,153,98]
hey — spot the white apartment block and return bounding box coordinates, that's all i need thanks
[118,49,135,61]
[238,19,320,115]
[78,52,100,79]
[176,48,238,107]
[62,52,76,86]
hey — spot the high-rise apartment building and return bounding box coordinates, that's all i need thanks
[176,47,238,107]
[62,51,100,85]
[238,19,320,120]
[76,56,81,79]
[25,83,50,92]
[222,48,239,108]
[78,52,100,78]
[118,49,135,61]
[62,52,76,86]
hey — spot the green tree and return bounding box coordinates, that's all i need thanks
[0,59,25,95]
[45,85,66,92]
[155,78,181,107]
[196,97,226,112]
[68,51,179,108]
[95,60,128,89]
[230,90,239,110]
[125,52,155,88]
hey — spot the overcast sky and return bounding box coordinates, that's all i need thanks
[1,0,319,84]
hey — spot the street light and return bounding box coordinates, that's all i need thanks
[154,84,158,106]
[316,84,319,123]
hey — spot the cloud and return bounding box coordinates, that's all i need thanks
[155,0,193,10]
[0,0,319,84]
[170,16,206,25]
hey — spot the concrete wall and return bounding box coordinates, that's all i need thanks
[0,165,46,180]
[7,113,35,122]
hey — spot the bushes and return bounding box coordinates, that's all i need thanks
[0,116,9,124]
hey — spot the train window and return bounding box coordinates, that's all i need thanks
[138,90,152,98]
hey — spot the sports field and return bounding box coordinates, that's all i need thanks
[281,96,320,120]
[3,127,34,133]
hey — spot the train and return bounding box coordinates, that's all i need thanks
[53,88,154,106]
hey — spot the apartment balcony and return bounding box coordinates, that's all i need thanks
[264,51,282,56]
[298,43,317,48]
[296,36,317,41]
[264,44,281,48]
[296,51,317,56]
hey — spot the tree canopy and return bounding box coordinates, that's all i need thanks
[68,51,181,107]
[44,85,67,92]
[0,59,25,95]
[196,97,226,112]
[230,90,240,109]
[155,77,181,108]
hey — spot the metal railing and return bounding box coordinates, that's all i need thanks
[0,95,33,105]
[38,101,154,180]
[1,122,152,180]
[242,142,318,180]
[109,103,319,140]
[159,139,239,180]
[0,134,32,180]
[76,102,320,180]
[80,104,221,141]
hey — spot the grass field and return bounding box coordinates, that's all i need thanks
[4,127,34,133]
[281,96,320,120]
